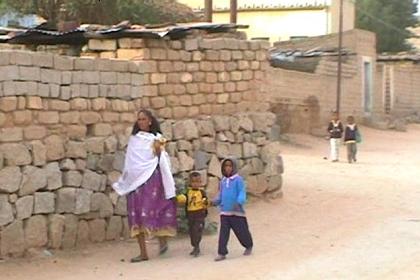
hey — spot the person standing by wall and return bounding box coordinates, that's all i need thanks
[213,158,253,262]
[113,109,177,263]
[176,171,209,257]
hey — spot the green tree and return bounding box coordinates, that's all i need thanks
[2,0,196,27]
[0,0,8,14]
[356,0,418,53]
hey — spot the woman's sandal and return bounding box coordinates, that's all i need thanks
[130,255,149,263]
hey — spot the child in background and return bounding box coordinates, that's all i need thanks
[327,111,344,162]
[344,115,359,163]
[213,158,253,262]
[177,171,208,257]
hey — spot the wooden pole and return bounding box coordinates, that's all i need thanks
[204,0,213,22]
[336,0,344,113]
[230,0,237,24]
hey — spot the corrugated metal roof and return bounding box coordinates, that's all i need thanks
[6,27,87,45]
[269,47,355,72]
[377,53,420,62]
[2,22,248,45]
[0,26,25,35]
[270,47,354,61]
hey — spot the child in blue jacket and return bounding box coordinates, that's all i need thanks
[213,158,253,261]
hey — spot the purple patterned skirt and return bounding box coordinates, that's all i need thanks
[127,168,177,238]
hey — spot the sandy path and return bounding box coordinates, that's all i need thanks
[2,125,420,280]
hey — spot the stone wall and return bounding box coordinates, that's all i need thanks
[0,44,283,257]
[80,34,271,118]
[0,34,270,118]
[0,98,283,257]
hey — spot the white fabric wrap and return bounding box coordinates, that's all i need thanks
[112,132,176,199]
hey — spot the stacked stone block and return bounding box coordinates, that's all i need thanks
[1,37,270,119]
[0,50,145,101]
[161,113,283,199]
[81,36,271,118]
[0,36,281,257]
[0,101,283,257]
[0,94,134,257]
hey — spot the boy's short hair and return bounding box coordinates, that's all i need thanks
[189,171,201,179]
[347,115,354,121]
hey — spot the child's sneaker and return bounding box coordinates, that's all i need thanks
[190,247,200,257]
[243,247,253,256]
[214,255,226,262]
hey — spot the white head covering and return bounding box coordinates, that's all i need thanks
[112,132,175,199]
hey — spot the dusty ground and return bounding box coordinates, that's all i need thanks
[2,124,420,280]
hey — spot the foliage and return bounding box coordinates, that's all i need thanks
[355,0,418,53]
[2,0,196,26]
[0,0,8,14]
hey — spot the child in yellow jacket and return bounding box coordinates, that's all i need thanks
[177,171,208,257]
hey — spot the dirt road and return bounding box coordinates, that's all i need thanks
[2,125,420,280]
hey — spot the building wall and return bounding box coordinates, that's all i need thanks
[179,0,355,42]
[376,62,420,117]
[267,29,377,130]
[329,0,355,34]
[213,9,329,42]
[274,29,376,58]
[266,68,323,133]
[267,55,361,129]
[179,0,329,9]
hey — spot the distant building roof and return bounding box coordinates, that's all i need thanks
[269,47,354,72]
[179,0,331,11]
[377,53,420,62]
[0,12,46,28]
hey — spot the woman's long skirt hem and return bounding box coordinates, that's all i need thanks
[127,168,177,239]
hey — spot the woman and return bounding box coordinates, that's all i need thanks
[113,109,177,263]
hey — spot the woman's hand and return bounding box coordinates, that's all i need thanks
[153,140,162,156]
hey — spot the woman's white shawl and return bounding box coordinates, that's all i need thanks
[112,132,176,199]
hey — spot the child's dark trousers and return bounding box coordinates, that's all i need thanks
[218,215,253,256]
[187,209,206,248]
[346,142,357,162]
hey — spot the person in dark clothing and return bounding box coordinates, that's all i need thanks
[213,158,253,262]
[177,171,208,257]
[327,111,344,162]
[344,115,359,163]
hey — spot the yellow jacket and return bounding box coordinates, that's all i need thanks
[177,188,208,212]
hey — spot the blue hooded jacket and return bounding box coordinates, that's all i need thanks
[213,158,247,216]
